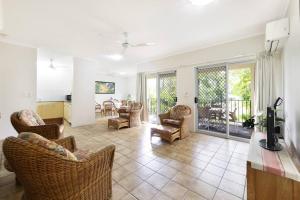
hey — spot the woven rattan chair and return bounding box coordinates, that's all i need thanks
[159,105,192,139]
[11,111,64,140]
[118,102,143,127]
[3,135,115,200]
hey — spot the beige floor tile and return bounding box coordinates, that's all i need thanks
[157,165,178,179]
[219,178,244,198]
[135,155,154,165]
[120,193,137,200]
[198,171,222,187]
[172,172,195,187]
[145,160,165,171]
[226,164,246,176]
[118,174,144,191]
[123,161,143,172]
[209,158,228,169]
[168,160,187,170]
[134,166,155,180]
[181,164,203,177]
[112,184,129,200]
[204,164,225,177]
[184,190,207,200]
[213,189,242,200]
[190,158,209,169]
[223,170,246,186]
[146,173,170,189]
[152,192,172,200]
[131,182,158,200]
[112,167,132,182]
[188,179,217,200]
[161,181,188,200]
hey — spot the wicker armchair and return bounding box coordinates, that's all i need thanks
[159,105,192,139]
[3,135,115,200]
[11,111,64,140]
[118,102,143,127]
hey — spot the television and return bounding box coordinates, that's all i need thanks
[95,81,115,94]
[259,107,282,151]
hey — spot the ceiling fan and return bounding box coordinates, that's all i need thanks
[119,32,155,53]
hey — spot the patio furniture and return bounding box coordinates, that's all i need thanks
[108,117,129,130]
[151,125,180,144]
[198,106,211,129]
[118,102,143,127]
[159,105,192,139]
[95,102,104,115]
[11,110,64,140]
[103,100,117,116]
[121,100,127,106]
[3,133,115,200]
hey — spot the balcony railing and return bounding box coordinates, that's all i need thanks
[198,99,252,124]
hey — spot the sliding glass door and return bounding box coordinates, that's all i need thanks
[197,65,228,136]
[196,62,255,139]
[146,72,176,123]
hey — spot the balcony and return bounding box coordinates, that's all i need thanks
[198,99,253,139]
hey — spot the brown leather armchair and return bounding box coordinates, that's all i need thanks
[11,110,64,140]
[3,135,115,200]
[118,102,143,127]
[159,105,192,139]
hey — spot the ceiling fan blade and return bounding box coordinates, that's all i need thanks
[130,42,155,47]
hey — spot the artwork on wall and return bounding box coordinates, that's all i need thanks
[95,81,115,94]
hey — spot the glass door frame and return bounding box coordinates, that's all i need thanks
[146,70,177,122]
[195,60,255,142]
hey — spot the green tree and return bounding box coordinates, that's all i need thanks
[231,68,251,101]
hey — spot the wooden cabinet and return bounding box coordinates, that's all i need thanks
[64,102,72,124]
[247,132,300,200]
[36,102,64,119]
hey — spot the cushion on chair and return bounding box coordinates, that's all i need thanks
[18,110,45,126]
[162,119,181,126]
[170,105,191,120]
[18,132,77,161]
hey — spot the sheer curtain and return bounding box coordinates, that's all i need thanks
[136,72,148,121]
[255,52,283,114]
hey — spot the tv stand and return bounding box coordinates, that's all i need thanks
[259,139,282,151]
[247,131,300,199]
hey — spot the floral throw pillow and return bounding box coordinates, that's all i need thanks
[18,132,77,161]
[18,110,45,126]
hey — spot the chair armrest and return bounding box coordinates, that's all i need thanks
[43,117,64,125]
[180,114,192,126]
[21,124,61,140]
[76,145,115,183]
[118,108,130,114]
[159,112,170,124]
[55,136,77,152]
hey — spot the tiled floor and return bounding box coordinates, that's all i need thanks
[0,119,249,200]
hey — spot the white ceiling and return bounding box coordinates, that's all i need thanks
[1,0,289,74]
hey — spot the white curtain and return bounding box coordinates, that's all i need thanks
[255,52,283,114]
[136,72,148,121]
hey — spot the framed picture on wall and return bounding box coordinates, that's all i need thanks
[95,81,115,94]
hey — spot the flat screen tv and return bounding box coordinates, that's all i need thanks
[95,81,115,94]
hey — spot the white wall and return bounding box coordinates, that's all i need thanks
[37,64,73,101]
[72,58,96,127]
[36,49,73,101]
[139,35,265,131]
[283,0,300,156]
[94,75,133,104]
[0,41,37,139]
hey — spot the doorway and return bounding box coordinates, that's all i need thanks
[196,62,255,139]
[146,71,177,123]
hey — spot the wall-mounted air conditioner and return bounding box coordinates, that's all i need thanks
[265,18,290,53]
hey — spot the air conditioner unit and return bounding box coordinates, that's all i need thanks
[265,18,290,53]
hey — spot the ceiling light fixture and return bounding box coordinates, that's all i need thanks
[107,54,123,61]
[190,0,215,6]
[49,58,55,69]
